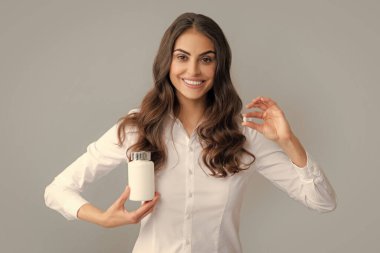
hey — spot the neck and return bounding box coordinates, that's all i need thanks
[176,97,206,136]
[179,103,205,121]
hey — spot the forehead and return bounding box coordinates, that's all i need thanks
[173,28,215,53]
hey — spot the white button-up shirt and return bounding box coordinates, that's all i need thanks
[44,111,337,253]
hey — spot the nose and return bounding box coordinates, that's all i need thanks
[187,59,201,76]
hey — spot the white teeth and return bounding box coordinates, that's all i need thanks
[183,79,204,86]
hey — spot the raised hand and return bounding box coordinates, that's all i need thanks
[242,96,293,144]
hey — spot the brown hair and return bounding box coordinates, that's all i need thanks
[116,12,255,177]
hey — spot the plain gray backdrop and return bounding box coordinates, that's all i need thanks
[1,0,379,252]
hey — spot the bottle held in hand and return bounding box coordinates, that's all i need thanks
[128,151,155,201]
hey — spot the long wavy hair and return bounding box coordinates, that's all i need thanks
[116,12,255,177]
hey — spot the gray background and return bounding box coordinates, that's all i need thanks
[1,0,379,252]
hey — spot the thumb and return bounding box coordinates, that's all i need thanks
[117,185,130,206]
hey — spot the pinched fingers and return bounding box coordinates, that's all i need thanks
[246,96,277,110]
[242,111,264,120]
[241,120,264,133]
[246,96,261,107]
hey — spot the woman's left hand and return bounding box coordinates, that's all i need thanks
[242,96,294,144]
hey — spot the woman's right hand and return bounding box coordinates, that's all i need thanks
[101,185,160,228]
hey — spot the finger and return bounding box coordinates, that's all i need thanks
[141,192,160,205]
[139,204,156,220]
[117,185,131,206]
[260,96,276,104]
[245,97,262,109]
[246,96,277,109]
[242,111,264,119]
[242,121,263,133]
[248,96,263,105]
[131,204,155,224]
[260,97,277,108]
[133,202,156,222]
[132,193,160,218]
[248,103,267,111]
[246,99,269,110]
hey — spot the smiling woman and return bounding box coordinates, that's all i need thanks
[116,13,256,176]
[44,12,337,253]
[170,29,216,103]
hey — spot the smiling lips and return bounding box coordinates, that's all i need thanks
[182,78,205,88]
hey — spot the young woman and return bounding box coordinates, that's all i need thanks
[45,12,336,253]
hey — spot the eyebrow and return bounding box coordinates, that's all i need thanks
[173,49,216,56]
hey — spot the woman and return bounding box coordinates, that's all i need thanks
[44,12,336,253]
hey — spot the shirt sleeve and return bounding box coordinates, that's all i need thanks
[44,122,130,220]
[244,127,337,213]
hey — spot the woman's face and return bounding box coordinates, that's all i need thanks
[169,28,216,105]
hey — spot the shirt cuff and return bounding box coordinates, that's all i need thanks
[63,190,89,221]
[291,151,321,182]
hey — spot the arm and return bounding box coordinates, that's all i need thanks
[44,121,160,226]
[242,97,337,213]
[77,187,160,228]
[77,203,105,226]
[246,130,337,212]
[44,122,127,220]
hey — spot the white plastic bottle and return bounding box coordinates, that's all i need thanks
[128,151,155,201]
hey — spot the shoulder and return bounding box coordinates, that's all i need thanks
[105,108,139,145]
[117,108,140,133]
[127,108,140,115]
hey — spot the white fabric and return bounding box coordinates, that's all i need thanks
[44,111,337,253]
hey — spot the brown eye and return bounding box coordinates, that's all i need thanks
[201,57,213,63]
[176,54,188,61]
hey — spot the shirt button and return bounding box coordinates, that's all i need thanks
[189,192,193,198]
[189,169,193,175]
[186,239,190,245]
[189,146,193,152]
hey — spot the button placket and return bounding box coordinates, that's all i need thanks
[183,141,194,252]
[188,144,195,201]
[188,141,194,176]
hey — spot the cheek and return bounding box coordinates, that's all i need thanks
[169,63,183,77]
[169,66,182,87]
[169,65,176,83]
[205,65,216,79]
